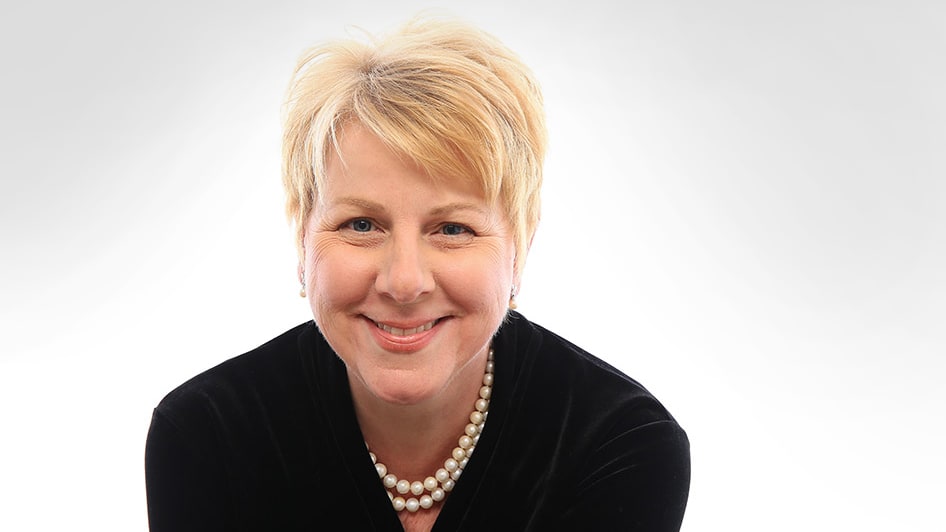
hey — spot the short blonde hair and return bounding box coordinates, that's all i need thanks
[281,16,547,278]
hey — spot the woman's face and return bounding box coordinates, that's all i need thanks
[302,123,517,406]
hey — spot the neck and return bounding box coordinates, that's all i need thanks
[350,353,489,480]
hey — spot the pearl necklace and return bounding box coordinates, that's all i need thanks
[367,348,494,513]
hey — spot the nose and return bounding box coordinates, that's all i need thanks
[375,236,435,304]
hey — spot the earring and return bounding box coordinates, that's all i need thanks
[299,272,307,298]
[508,285,518,310]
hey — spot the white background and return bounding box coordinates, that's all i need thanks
[1,1,944,530]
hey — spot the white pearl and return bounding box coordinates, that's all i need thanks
[444,458,459,472]
[392,497,406,511]
[486,361,494,372]
[442,479,455,492]
[479,386,491,400]
[435,468,450,482]
[420,495,434,509]
[459,435,473,449]
[475,399,488,412]
[369,451,376,463]
[452,447,466,461]
[410,481,424,496]
[387,491,394,501]
[459,457,468,468]
[431,488,445,501]
[405,498,420,513]
[482,373,493,386]
[396,479,410,494]
[466,445,475,457]
[451,468,462,480]
[470,411,484,425]
[383,474,397,489]
[465,423,478,437]
[375,463,387,477]
[424,476,438,491]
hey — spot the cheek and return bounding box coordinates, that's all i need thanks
[439,246,515,310]
[305,239,375,313]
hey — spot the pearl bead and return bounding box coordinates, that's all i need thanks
[459,435,473,449]
[369,451,376,463]
[465,423,478,437]
[431,488,445,501]
[396,479,410,494]
[452,447,466,461]
[410,481,424,496]
[383,474,397,489]
[443,479,455,492]
[470,411,483,425]
[451,469,462,481]
[420,495,433,509]
[405,498,420,512]
[435,468,450,482]
[393,497,406,511]
[375,463,387,477]
[479,386,491,400]
[444,458,459,472]
[483,373,493,386]
[475,398,488,412]
[424,476,438,491]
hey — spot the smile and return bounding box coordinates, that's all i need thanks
[373,319,440,337]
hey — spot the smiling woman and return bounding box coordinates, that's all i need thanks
[144,14,690,532]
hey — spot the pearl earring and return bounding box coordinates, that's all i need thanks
[509,285,518,310]
[299,272,306,298]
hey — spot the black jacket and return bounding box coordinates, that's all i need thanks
[145,311,690,531]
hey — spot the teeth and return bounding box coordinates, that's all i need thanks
[375,319,437,336]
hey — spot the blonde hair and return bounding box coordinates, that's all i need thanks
[281,16,547,278]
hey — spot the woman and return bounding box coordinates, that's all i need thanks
[145,16,690,532]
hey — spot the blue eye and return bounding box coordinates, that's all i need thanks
[441,224,469,236]
[350,219,373,232]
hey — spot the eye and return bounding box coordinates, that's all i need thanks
[348,219,374,232]
[441,223,470,236]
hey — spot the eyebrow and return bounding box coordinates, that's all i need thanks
[330,197,488,217]
[331,197,385,212]
[428,202,489,217]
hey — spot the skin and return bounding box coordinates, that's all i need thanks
[300,122,520,529]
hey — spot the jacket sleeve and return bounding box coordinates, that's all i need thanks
[145,408,235,532]
[555,418,691,531]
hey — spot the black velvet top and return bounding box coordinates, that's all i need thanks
[145,311,690,531]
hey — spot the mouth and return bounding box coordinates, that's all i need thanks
[372,318,442,337]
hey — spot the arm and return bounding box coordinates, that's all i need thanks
[556,419,691,531]
[145,409,235,532]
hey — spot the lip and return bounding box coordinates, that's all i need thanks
[365,316,445,353]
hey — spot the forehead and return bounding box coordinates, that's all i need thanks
[322,122,489,202]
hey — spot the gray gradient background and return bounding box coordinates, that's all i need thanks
[1,1,944,530]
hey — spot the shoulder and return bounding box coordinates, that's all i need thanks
[152,322,317,431]
[486,313,690,529]
[502,312,679,421]
[497,312,688,460]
